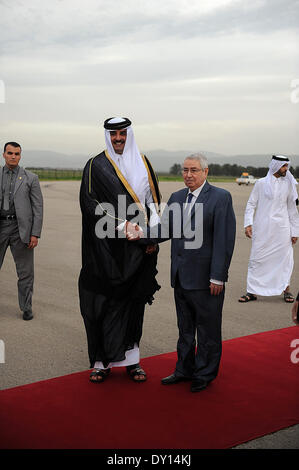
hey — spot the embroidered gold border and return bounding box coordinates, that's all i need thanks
[104,150,148,223]
[88,157,95,194]
[140,154,160,213]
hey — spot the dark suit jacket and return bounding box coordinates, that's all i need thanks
[143,181,236,290]
[0,166,43,244]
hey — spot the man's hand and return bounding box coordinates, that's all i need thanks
[125,221,143,240]
[291,237,298,245]
[245,225,252,238]
[27,236,38,249]
[210,282,223,296]
[145,244,157,254]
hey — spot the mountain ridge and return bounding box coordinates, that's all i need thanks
[19,149,298,172]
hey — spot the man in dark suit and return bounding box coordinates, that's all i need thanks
[0,142,43,320]
[126,153,236,392]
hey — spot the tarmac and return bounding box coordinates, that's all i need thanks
[0,180,298,449]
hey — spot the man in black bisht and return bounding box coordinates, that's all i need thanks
[79,117,161,383]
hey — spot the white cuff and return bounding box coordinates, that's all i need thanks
[210,279,223,285]
[116,220,126,231]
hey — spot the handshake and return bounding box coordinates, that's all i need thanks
[125,221,144,240]
[124,221,157,254]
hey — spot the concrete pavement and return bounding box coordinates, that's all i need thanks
[0,180,298,448]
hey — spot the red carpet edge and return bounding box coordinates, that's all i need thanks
[0,327,298,449]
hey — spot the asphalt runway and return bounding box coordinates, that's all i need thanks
[0,180,298,449]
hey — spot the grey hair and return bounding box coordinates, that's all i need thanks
[184,153,208,169]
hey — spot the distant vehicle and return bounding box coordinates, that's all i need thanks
[236,172,256,185]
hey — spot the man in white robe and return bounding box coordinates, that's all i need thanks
[239,155,299,303]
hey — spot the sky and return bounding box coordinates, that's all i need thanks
[0,0,298,158]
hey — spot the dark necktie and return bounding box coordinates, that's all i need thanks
[3,170,13,211]
[183,192,194,220]
[182,192,195,234]
[187,192,194,204]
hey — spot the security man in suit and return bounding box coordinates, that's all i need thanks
[126,153,236,392]
[0,142,43,320]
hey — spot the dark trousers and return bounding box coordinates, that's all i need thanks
[0,220,34,313]
[174,278,224,383]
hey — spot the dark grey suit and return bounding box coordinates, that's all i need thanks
[0,166,43,315]
[144,181,236,384]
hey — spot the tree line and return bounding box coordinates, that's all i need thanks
[170,163,299,178]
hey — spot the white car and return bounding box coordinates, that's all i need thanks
[236,174,256,185]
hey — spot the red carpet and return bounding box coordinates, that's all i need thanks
[0,327,298,449]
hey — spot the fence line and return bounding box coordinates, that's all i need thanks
[27,168,83,180]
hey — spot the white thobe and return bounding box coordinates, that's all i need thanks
[244,175,299,296]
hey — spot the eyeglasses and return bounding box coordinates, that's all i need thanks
[182,168,203,174]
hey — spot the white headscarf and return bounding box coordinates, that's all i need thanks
[264,155,298,201]
[104,118,149,206]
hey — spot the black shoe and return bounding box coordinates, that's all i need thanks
[161,373,189,385]
[23,311,33,321]
[191,379,208,392]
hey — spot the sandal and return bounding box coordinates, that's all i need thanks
[126,364,147,382]
[283,291,294,303]
[89,368,111,383]
[238,293,257,303]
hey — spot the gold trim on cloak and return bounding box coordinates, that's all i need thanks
[104,150,148,225]
[88,151,161,226]
[140,153,161,215]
